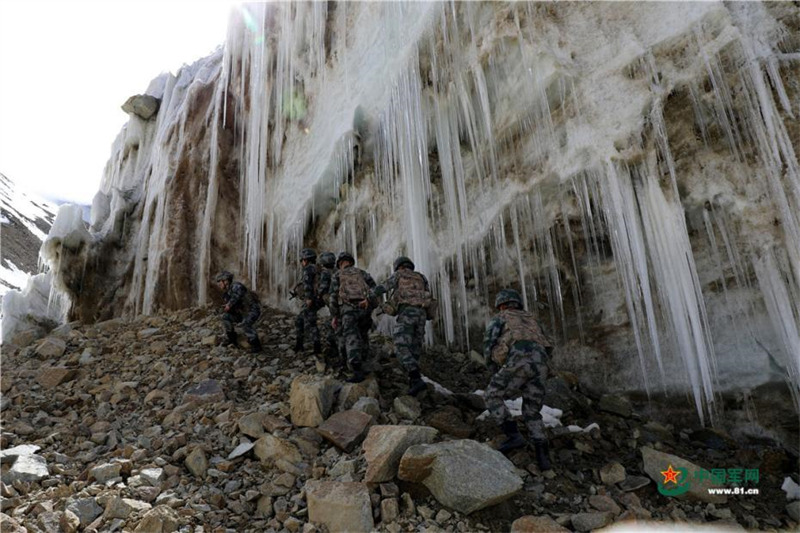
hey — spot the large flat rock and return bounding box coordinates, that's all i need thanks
[363,425,438,483]
[289,375,339,428]
[640,446,727,504]
[316,410,372,452]
[398,439,523,514]
[305,481,374,533]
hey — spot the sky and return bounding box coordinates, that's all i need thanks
[0,0,236,206]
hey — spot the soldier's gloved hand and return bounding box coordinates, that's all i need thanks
[331,318,339,329]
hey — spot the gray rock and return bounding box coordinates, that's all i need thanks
[184,448,208,478]
[640,446,727,504]
[598,394,631,417]
[305,481,374,533]
[90,463,122,483]
[588,494,621,515]
[121,94,160,120]
[238,413,266,439]
[37,366,78,389]
[618,475,650,492]
[4,453,49,483]
[35,337,67,358]
[352,397,381,420]
[183,379,224,404]
[381,498,400,524]
[787,501,800,522]
[393,396,421,420]
[228,439,255,460]
[599,462,626,485]
[139,468,164,486]
[398,439,523,514]
[0,444,40,460]
[570,512,613,532]
[103,497,151,519]
[66,498,103,526]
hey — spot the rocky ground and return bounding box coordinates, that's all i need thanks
[1,304,798,533]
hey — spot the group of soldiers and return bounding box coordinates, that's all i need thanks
[213,250,554,470]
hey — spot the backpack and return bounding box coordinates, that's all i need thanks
[338,267,370,302]
[385,270,436,319]
[490,308,553,365]
[292,265,321,303]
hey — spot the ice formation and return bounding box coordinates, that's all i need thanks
[14,2,800,423]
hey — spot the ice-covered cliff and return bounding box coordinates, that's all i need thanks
[14,1,800,423]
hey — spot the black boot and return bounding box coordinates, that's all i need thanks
[293,336,303,353]
[347,362,366,383]
[222,331,238,347]
[407,370,427,396]
[313,341,322,355]
[533,439,551,471]
[498,420,527,454]
[250,337,263,354]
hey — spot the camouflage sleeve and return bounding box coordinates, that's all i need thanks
[483,315,505,362]
[363,270,377,289]
[363,270,378,307]
[302,265,316,297]
[318,270,331,298]
[329,272,340,317]
[228,282,247,308]
[421,273,431,292]
[373,272,398,298]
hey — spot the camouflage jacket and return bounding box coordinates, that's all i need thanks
[295,263,319,303]
[318,266,334,306]
[329,266,376,318]
[375,270,431,308]
[224,281,258,312]
[483,309,553,364]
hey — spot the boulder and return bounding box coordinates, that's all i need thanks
[289,375,339,427]
[363,425,438,483]
[640,446,727,504]
[787,501,800,522]
[36,337,67,358]
[398,439,523,514]
[380,498,400,524]
[60,510,81,533]
[316,409,372,451]
[121,94,160,120]
[0,444,40,460]
[37,366,77,389]
[3,453,49,483]
[183,379,224,404]
[511,515,570,532]
[305,481,374,533]
[589,494,621,515]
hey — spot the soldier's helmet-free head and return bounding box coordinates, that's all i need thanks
[393,256,415,272]
[319,252,336,268]
[215,271,234,284]
[300,248,317,262]
[337,251,355,267]
[495,288,523,310]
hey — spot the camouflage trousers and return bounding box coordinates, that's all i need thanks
[223,307,261,343]
[295,305,319,346]
[485,343,549,441]
[393,306,427,373]
[339,305,372,369]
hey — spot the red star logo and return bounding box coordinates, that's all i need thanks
[661,464,681,485]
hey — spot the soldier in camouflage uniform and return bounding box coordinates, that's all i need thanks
[215,271,262,353]
[293,248,321,355]
[329,251,377,383]
[483,288,553,470]
[375,256,433,396]
[317,252,341,365]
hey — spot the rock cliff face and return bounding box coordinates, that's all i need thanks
[33,2,800,421]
